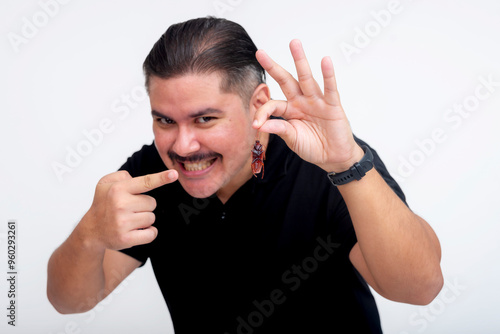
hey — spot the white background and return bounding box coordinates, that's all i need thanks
[1,0,499,333]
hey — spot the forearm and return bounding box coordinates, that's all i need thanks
[47,170,172,313]
[340,168,443,303]
[47,218,107,314]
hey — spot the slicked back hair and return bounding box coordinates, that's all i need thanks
[143,17,266,106]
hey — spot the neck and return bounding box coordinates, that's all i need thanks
[216,174,251,205]
[216,133,270,204]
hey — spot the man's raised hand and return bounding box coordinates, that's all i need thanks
[253,39,364,173]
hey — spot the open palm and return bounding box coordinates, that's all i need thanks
[253,40,363,173]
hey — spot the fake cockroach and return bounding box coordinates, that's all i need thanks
[251,140,265,178]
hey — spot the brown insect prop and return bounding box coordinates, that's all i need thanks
[251,140,265,178]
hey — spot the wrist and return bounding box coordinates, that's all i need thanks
[322,144,365,174]
[327,145,374,186]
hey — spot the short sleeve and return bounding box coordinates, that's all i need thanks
[329,136,409,254]
[354,136,407,206]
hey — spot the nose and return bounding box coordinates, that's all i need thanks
[171,125,201,157]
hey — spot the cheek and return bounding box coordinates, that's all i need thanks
[153,128,176,161]
[153,128,168,149]
[220,133,254,168]
[216,124,254,155]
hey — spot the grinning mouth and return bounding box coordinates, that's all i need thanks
[169,151,221,173]
[182,158,217,172]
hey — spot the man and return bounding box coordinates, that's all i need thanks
[47,17,443,333]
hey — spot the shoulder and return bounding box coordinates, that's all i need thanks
[354,136,407,204]
[266,134,406,208]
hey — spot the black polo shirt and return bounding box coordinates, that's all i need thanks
[119,134,406,333]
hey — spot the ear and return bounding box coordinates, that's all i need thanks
[249,83,270,114]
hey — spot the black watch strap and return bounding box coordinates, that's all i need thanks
[327,146,374,186]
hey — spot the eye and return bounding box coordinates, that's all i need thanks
[156,117,175,125]
[197,116,215,124]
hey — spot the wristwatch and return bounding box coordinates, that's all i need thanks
[327,145,374,186]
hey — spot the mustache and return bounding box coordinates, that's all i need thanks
[168,151,222,163]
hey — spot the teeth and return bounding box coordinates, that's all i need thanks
[183,159,214,171]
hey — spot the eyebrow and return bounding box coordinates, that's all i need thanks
[151,108,223,119]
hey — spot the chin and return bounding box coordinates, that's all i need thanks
[179,179,220,199]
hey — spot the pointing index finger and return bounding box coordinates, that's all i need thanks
[126,170,178,194]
